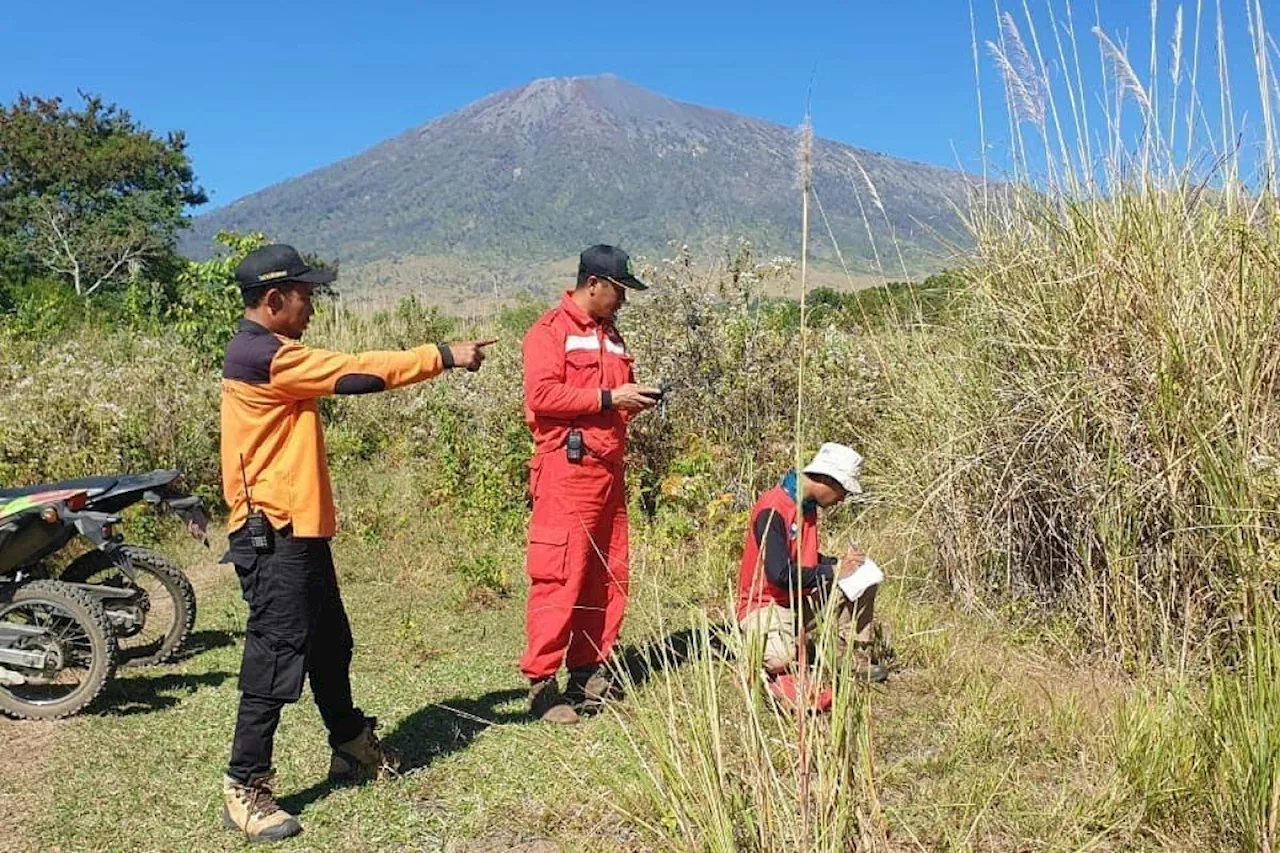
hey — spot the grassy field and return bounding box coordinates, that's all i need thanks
[1,493,1210,853]
[7,5,1280,847]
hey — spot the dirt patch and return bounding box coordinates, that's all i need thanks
[446,836,560,853]
[1010,656,1129,717]
[0,717,60,770]
[0,718,62,851]
[182,551,232,598]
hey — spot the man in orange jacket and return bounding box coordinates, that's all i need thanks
[520,244,660,724]
[218,243,494,843]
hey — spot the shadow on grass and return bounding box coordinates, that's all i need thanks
[170,629,240,662]
[115,629,240,668]
[388,689,530,772]
[616,624,729,689]
[277,626,727,814]
[278,688,530,815]
[96,670,234,716]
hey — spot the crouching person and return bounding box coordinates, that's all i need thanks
[736,443,887,710]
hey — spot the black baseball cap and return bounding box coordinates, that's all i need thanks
[579,244,648,290]
[234,244,337,292]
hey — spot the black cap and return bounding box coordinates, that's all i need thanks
[234,244,337,292]
[579,244,648,290]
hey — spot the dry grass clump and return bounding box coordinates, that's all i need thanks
[916,1,1280,664]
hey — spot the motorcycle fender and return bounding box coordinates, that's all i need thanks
[105,546,138,579]
[170,500,210,545]
[71,512,120,549]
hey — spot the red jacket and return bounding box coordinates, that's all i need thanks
[737,480,836,620]
[522,292,635,464]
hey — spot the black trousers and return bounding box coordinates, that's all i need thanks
[224,526,366,783]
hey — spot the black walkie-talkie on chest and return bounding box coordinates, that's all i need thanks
[240,454,274,553]
[565,429,585,463]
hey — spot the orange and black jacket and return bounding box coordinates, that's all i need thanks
[221,319,455,538]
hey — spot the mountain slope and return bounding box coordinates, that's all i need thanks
[186,74,975,293]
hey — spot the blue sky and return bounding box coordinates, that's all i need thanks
[1,1,1268,209]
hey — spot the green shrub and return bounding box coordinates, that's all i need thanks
[0,276,98,338]
[496,295,548,337]
[0,333,219,488]
[626,243,882,524]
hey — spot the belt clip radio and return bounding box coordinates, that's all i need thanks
[240,454,274,553]
[565,429,585,464]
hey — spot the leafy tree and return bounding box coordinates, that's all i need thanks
[170,230,340,367]
[0,91,207,296]
[170,230,266,366]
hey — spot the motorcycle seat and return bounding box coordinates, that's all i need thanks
[0,476,118,500]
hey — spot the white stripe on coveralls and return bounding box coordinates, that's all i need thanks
[564,335,626,355]
[565,335,600,352]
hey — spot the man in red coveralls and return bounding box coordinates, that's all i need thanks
[520,244,661,724]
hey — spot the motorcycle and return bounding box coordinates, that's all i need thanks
[0,490,118,720]
[0,470,205,667]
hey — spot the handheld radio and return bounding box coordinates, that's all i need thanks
[565,429,585,463]
[240,454,274,553]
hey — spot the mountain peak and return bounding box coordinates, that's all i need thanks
[460,73,687,135]
[523,72,627,89]
[517,73,662,102]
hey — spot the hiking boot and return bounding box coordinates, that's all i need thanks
[565,665,625,710]
[329,717,400,783]
[767,673,834,714]
[529,677,580,724]
[221,772,303,843]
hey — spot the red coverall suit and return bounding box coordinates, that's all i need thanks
[520,292,635,681]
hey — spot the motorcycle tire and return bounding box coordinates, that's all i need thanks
[61,546,196,667]
[0,580,117,720]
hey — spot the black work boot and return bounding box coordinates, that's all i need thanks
[850,641,888,684]
[566,664,625,710]
[528,677,580,724]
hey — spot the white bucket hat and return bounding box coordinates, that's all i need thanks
[802,442,864,496]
